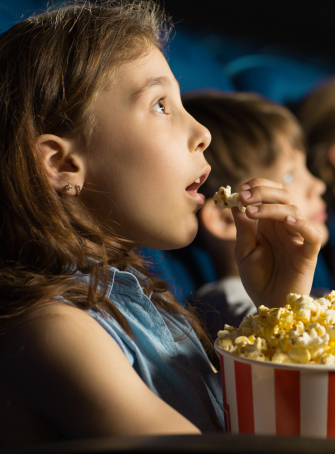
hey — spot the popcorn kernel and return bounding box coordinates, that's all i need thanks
[217,291,335,365]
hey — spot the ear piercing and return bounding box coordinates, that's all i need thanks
[64,184,81,196]
[75,184,81,197]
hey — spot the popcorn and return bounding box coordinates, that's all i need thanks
[213,185,246,212]
[217,291,335,365]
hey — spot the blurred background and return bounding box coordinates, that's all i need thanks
[160,0,335,107]
[2,0,335,300]
[1,0,335,106]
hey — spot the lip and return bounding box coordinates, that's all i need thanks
[185,165,211,204]
[310,209,328,222]
[310,206,328,222]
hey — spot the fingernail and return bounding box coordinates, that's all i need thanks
[246,206,259,213]
[287,216,296,223]
[240,190,251,199]
[240,184,251,190]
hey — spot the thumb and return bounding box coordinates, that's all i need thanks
[232,207,257,261]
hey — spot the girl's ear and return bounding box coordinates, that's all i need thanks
[198,198,237,240]
[36,134,85,196]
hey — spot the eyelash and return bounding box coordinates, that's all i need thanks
[152,96,169,114]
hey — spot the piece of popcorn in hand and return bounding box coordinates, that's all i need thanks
[213,185,246,212]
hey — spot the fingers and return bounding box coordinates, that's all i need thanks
[241,201,321,259]
[232,179,322,260]
[245,203,302,222]
[238,179,293,207]
[238,178,302,223]
[284,216,322,260]
[232,206,257,259]
[239,178,283,190]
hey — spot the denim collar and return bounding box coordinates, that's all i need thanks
[77,259,151,298]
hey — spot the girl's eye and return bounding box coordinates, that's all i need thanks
[152,97,169,114]
[283,172,294,184]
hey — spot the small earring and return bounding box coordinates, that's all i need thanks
[65,184,72,191]
[75,184,81,197]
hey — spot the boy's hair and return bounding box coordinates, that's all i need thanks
[0,1,211,350]
[182,91,305,198]
[295,78,335,206]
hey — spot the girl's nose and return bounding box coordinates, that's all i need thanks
[189,116,211,154]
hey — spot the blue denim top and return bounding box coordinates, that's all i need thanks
[78,265,224,433]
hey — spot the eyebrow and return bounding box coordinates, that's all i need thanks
[130,76,178,102]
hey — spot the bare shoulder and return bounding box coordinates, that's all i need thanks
[0,301,125,401]
[5,300,99,334]
[0,301,131,398]
[0,302,108,361]
[0,301,200,440]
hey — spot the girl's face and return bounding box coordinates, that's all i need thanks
[81,46,211,249]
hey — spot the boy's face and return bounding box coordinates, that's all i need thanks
[256,139,328,246]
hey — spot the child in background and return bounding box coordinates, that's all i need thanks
[294,78,335,209]
[182,91,329,337]
[295,78,335,286]
[0,2,322,448]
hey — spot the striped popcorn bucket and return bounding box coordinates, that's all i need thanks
[215,339,335,438]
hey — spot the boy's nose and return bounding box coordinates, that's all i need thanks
[310,172,326,197]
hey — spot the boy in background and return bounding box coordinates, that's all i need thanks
[183,91,329,338]
[294,78,335,209]
[294,78,335,286]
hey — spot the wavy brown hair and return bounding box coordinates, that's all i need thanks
[0,1,212,351]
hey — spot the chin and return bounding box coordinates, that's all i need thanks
[317,224,329,248]
[160,233,198,251]
[137,228,198,250]
[137,215,199,250]
[160,224,199,251]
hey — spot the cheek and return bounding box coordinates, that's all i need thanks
[310,222,329,249]
[284,185,306,212]
[293,195,307,216]
[124,137,186,191]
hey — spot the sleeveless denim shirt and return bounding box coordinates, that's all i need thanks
[77,265,224,433]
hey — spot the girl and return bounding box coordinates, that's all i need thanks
[0,1,321,448]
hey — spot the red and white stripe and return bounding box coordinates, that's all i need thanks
[219,353,335,438]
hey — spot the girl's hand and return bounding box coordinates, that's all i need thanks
[232,178,322,309]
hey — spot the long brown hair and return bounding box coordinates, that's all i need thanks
[0,1,211,350]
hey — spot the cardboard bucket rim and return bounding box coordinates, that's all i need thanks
[214,338,335,372]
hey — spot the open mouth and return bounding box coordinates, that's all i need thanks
[185,167,211,204]
[186,177,201,193]
[185,169,210,193]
